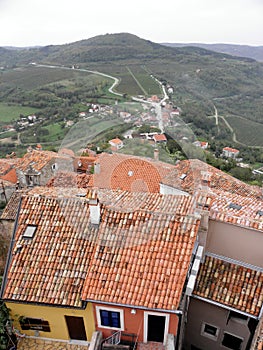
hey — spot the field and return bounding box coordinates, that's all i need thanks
[0,103,38,124]
[226,115,263,147]
[92,63,162,97]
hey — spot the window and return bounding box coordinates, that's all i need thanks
[23,225,37,239]
[222,332,243,350]
[96,306,124,330]
[201,322,219,340]
[20,317,50,332]
[51,163,58,171]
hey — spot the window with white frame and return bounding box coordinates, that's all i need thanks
[201,322,219,340]
[96,306,124,330]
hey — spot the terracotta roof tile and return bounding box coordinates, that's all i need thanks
[3,189,200,311]
[162,159,263,230]
[82,210,200,310]
[16,150,65,172]
[94,153,175,193]
[1,190,25,220]
[3,195,97,307]
[210,189,263,231]
[162,159,262,199]
[194,255,263,316]
[47,171,94,188]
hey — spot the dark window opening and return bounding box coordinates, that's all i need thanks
[227,311,248,324]
[100,310,121,328]
[20,317,50,332]
[228,203,242,210]
[222,332,243,350]
[204,324,217,336]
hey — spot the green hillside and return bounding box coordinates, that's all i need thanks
[0,32,263,149]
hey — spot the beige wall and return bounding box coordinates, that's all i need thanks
[184,298,255,350]
[206,220,263,267]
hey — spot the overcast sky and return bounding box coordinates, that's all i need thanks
[0,0,262,47]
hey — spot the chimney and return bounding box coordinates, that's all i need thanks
[94,161,100,174]
[201,171,212,188]
[154,148,159,161]
[87,190,100,225]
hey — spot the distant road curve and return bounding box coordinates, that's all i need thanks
[33,64,123,97]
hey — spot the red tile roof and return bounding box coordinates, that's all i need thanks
[3,195,96,307]
[1,191,24,220]
[0,159,18,183]
[223,147,239,153]
[47,171,93,188]
[162,159,262,199]
[82,212,200,310]
[161,159,263,230]
[74,156,97,173]
[16,150,61,172]
[109,138,123,145]
[3,190,200,310]
[153,134,167,142]
[210,189,263,231]
[94,153,175,193]
[194,255,263,316]
[0,168,17,184]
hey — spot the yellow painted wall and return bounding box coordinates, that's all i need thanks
[6,302,95,341]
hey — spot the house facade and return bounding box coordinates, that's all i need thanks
[222,147,240,159]
[15,149,74,187]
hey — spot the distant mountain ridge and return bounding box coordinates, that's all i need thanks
[162,42,263,62]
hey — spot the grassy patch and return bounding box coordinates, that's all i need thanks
[0,103,38,123]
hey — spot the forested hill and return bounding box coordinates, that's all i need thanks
[0,32,254,67]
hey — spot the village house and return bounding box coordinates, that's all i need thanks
[15,147,74,188]
[222,147,240,159]
[0,187,205,348]
[153,134,167,145]
[157,158,263,349]
[1,153,263,349]
[108,138,124,151]
[193,140,209,149]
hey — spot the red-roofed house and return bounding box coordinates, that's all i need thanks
[223,147,240,159]
[0,189,202,348]
[153,134,167,144]
[109,138,124,151]
[16,150,74,187]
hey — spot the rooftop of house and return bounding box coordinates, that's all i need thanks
[109,138,123,145]
[153,134,167,142]
[0,190,25,220]
[93,153,175,193]
[223,147,239,153]
[47,171,94,188]
[2,189,200,311]
[0,158,18,184]
[16,150,66,172]
[73,156,98,173]
[162,159,262,199]
[193,254,263,317]
[210,189,263,231]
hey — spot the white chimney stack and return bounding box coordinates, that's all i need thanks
[87,191,100,225]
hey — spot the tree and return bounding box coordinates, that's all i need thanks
[0,300,16,349]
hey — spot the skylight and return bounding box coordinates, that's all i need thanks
[228,203,242,211]
[23,225,37,239]
[257,210,263,217]
[180,173,187,180]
